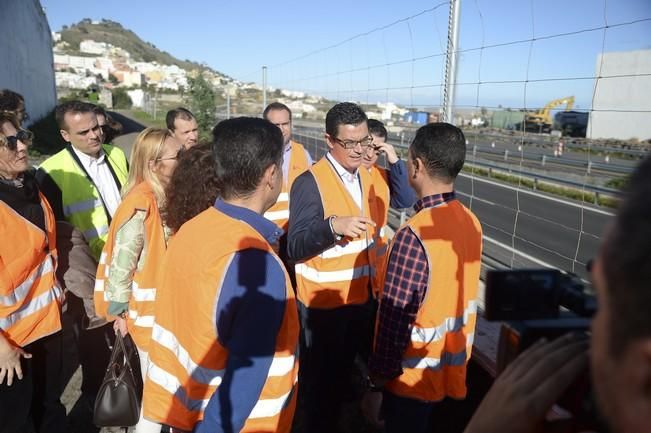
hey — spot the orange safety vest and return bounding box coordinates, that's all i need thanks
[367,165,390,297]
[294,157,376,309]
[384,199,482,401]
[0,193,62,347]
[94,182,167,351]
[143,207,299,432]
[264,141,310,231]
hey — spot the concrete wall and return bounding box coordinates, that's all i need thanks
[0,0,56,125]
[588,50,651,141]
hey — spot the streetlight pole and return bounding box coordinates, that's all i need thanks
[262,65,267,114]
[442,0,461,124]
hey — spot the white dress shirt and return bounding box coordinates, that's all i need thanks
[325,152,362,209]
[71,146,122,217]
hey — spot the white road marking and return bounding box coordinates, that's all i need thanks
[457,191,495,206]
[483,235,556,269]
[459,172,615,217]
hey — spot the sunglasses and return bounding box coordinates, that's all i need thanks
[4,129,33,151]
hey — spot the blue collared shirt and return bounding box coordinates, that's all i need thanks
[195,199,287,433]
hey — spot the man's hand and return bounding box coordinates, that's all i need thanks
[331,216,376,238]
[0,334,31,386]
[114,316,129,337]
[375,141,399,165]
[464,333,589,433]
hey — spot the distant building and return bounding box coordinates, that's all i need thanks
[80,40,110,55]
[588,49,651,141]
[112,70,145,87]
[55,72,99,89]
[0,0,56,124]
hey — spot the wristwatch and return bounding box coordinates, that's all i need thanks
[329,215,343,240]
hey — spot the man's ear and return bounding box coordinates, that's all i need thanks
[325,134,335,151]
[263,163,278,188]
[412,156,424,179]
[60,129,70,143]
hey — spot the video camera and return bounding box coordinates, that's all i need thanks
[484,268,596,371]
[484,269,600,428]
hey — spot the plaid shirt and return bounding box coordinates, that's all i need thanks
[368,192,457,379]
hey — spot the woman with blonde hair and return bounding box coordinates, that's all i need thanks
[94,127,181,433]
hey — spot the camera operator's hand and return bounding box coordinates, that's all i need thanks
[464,333,589,433]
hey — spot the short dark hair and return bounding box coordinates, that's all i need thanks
[263,102,292,121]
[325,102,368,138]
[410,123,466,182]
[55,100,95,130]
[211,117,283,200]
[92,105,108,118]
[92,105,122,143]
[166,107,195,131]
[0,89,24,113]
[164,144,220,233]
[602,155,651,355]
[367,119,387,139]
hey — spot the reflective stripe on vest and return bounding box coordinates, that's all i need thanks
[0,278,62,329]
[410,300,478,344]
[402,347,472,370]
[295,157,375,308]
[63,197,104,218]
[295,262,372,283]
[0,257,55,307]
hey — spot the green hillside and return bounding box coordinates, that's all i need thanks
[59,19,230,78]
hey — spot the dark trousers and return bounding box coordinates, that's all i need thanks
[296,300,376,433]
[0,331,66,433]
[383,391,466,433]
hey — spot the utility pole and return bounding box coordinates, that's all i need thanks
[442,0,461,124]
[262,65,267,114]
[153,89,158,120]
[226,91,231,119]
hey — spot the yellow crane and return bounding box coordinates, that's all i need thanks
[522,96,575,133]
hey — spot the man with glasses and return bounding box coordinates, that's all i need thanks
[36,100,128,431]
[287,102,377,433]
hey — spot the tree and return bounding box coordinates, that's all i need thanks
[186,74,216,141]
[112,88,132,109]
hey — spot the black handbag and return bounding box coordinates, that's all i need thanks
[93,331,144,427]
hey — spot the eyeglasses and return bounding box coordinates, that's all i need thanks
[155,149,182,162]
[332,136,374,150]
[4,129,33,151]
